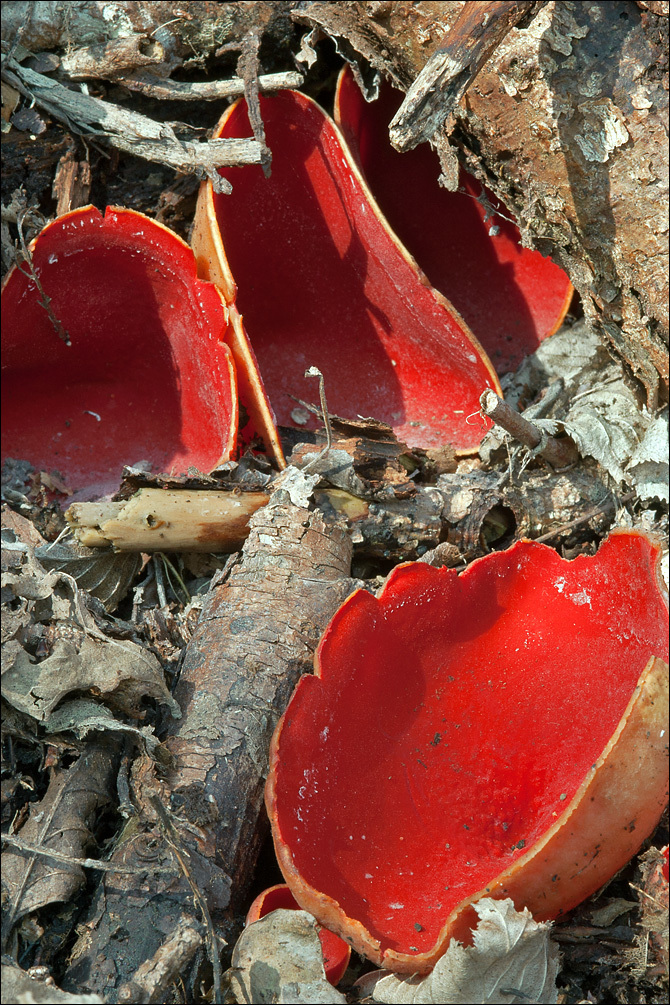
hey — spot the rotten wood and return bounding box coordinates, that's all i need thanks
[52,147,91,217]
[1,61,262,194]
[480,388,579,468]
[63,495,355,998]
[295,1,669,404]
[389,1,547,152]
[0,2,298,70]
[116,916,204,1005]
[66,488,270,552]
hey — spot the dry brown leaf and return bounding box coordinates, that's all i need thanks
[228,909,347,1004]
[2,743,117,923]
[2,632,180,721]
[35,540,141,612]
[357,899,559,1005]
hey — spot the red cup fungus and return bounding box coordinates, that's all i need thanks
[191,90,501,455]
[246,883,351,985]
[266,530,669,973]
[1,206,238,495]
[334,66,574,376]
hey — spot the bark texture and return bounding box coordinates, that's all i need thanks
[64,497,354,1000]
[296,1,669,403]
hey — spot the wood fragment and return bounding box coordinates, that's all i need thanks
[389,1,547,152]
[1,62,263,193]
[116,916,203,1005]
[52,147,91,216]
[115,69,304,101]
[66,489,269,552]
[480,389,579,469]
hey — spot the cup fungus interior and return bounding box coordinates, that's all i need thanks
[334,67,573,375]
[1,206,236,494]
[208,90,500,451]
[269,533,668,963]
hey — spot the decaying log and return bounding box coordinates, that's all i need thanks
[0,1,298,72]
[389,1,547,153]
[318,463,616,562]
[67,488,270,551]
[295,1,669,404]
[64,495,355,998]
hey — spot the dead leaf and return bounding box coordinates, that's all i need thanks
[635,846,669,977]
[1,743,117,923]
[43,698,162,756]
[228,909,347,1004]
[36,540,141,612]
[357,899,559,1004]
[2,633,180,721]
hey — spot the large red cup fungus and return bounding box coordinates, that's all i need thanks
[246,883,351,985]
[1,206,238,495]
[334,66,573,376]
[266,531,669,973]
[191,90,501,454]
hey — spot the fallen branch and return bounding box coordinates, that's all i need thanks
[480,389,579,469]
[114,69,304,101]
[1,61,263,193]
[67,488,270,552]
[64,496,356,999]
[389,0,547,152]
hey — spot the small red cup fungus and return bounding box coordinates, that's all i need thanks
[334,66,573,376]
[246,883,351,985]
[266,531,669,973]
[1,206,238,495]
[191,90,501,454]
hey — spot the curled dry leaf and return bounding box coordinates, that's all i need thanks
[35,541,141,612]
[358,899,559,1004]
[229,909,347,1004]
[43,698,162,757]
[635,844,669,977]
[2,632,180,722]
[2,742,117,923]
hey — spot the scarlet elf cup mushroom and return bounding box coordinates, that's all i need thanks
[266,530,669,973]
[191,89,501,457]
[1,206,238,495]
[334,65,573,376]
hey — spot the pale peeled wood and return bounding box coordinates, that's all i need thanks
[66,488,269,552]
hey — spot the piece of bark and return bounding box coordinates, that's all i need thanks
[389,1,546,152]
[63,496,355,998]
[295,1,669,404]
[52,147,92,217]
[66,489,270,551]
[0,2,298,70]
[1,62,261,193]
